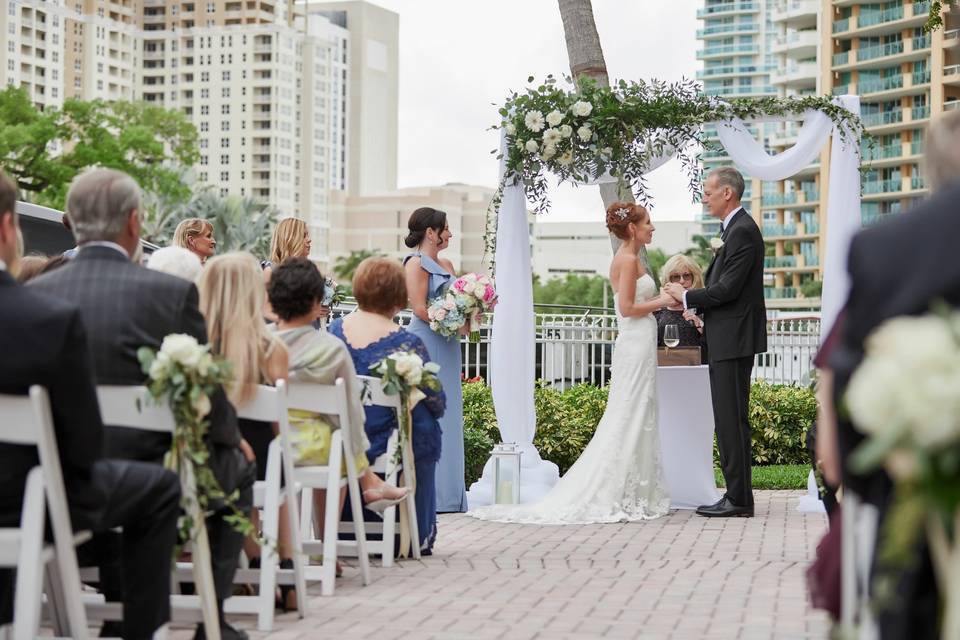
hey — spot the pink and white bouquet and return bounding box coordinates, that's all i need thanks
[426,273,497,343]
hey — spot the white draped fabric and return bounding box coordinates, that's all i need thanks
[468,97,861,506]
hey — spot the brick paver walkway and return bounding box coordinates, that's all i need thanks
[171,490,831,639]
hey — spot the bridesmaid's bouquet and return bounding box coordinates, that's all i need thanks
[426,273,497,343]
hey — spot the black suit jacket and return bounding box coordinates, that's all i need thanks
[685,208,768,362]
[0,270,105,526]
[30,246,240,463]
[829,181,960,503]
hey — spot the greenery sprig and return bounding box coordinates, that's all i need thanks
[484,75,866,267]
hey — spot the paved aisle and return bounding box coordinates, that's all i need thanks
[172,490,830,640]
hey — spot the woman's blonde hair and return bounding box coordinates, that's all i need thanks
[173,218,213,255]
[661,254,705,290]
[198,251,284,406]
[269,218,308,265]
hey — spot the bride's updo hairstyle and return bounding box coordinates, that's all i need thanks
[404,207,448,248]
[605,202,646,240]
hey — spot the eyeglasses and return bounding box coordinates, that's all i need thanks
[668,272,694,283]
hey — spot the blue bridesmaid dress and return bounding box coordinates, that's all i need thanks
[403,252,467,513]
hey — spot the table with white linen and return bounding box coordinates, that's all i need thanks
[657,365,721,509]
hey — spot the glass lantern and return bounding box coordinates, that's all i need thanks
[492,442,522,504]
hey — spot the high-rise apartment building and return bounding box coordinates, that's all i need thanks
[1,0,399,268]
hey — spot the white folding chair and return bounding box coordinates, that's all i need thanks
[0,386,90,640]
[94,386,220,639]
[337,376,420,566]
[216,380,306,631]
[283,379,371,596]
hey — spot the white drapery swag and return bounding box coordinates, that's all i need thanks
[466,96,861,507]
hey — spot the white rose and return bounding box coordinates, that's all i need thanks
[505,122,516,135]
[571,100,593,117]
[197,352,213,377]
[542,128,563,146]
[577,125,592,142]
[192,392,212,418]
[461,281,476,294]
[525,139,539,153]
[404,370,423,386]
[434,308,447,321]
[557,150,574,166]
[540,145,557,161]
[424,361,441,375]
[710,237,725,251]
[394,357,414,376]
[149,352,172,380]
[545,110,564,127]
[473,286,486,300]
[559,124,573,138]
[524,110,545,132]
[442,299,456,311]
[160,334,202,367]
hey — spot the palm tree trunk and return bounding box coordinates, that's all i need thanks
[557,0,649,269]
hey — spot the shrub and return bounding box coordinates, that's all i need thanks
[462,379,816,485]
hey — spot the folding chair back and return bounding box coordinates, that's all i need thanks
[0,386,89,639]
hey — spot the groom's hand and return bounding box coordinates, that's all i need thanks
[663,282,685,302]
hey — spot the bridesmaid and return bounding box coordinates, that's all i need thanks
[403,208,467,513]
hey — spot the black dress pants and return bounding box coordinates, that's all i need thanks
[708,355,755,507]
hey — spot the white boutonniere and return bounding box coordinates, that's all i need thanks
[709,236,725,253]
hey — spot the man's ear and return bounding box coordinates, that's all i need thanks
[128,209,141,238]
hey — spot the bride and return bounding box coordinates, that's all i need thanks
[468,202,674,525]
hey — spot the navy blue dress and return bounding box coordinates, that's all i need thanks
[329,318,446,553]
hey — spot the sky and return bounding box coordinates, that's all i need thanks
[368,0,702,222]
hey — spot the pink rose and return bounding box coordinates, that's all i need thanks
[483,285,496,304]
[443,299,456,311]
[451,279,466,292]
[435,308,447,321]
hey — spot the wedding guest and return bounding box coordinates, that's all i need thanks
[173,218,217,264]
[402,207,465,513]
[329,257,444,554]
[147,245,203,282]
[30,168,255,640]
[655,254,707,363]
[829,110,960,639]
[13,254,48,282]
[262,217,311,274]
[0,169,181,638]
[267,258,410,554]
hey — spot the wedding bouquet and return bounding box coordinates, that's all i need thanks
[138,334,255,543]
[426,273,497,343]
[370,350,442,464]
[321,276,347,308]
[846,307,960,637]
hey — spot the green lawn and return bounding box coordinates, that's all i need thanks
[714,464,810,490]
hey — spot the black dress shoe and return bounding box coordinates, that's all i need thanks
[695,496,754,518]
[193,621,250,640]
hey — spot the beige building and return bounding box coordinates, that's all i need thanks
[327,183,491,274]
[305,1,398,198]
[1,0,400,268]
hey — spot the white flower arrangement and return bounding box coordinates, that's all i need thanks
[371,349,442,465]
[571,100,593,117]
[576,125,593,142]
[709,237,725,251]
[524,139,539,153]
[559,124,573,138]
[542,128,563,146]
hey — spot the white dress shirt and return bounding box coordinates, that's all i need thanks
[0,258,6,272]
[79,241,130,259]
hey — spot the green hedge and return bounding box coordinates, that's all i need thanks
[461,380,816,486]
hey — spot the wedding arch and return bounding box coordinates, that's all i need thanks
[467,77,864,506]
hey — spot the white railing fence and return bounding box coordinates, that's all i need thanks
[331,303,820,388]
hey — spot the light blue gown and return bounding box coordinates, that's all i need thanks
[403,252,467,513]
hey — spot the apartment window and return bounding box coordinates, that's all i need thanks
[97,63,104,73]
[52,70,58,80]
[221,104,229,115]
[199,139,208,148]
[6,61,13,71]
[221,138,229,148]
[7,41,13,53]
[219,154,228,164]
[220,171,229,181]
[52,51,58,62]
[200,172,208,181]
[200,88,208,98]
[97,80,103,90]
[74,60,81,71]
[200,122,208,132]
[200,71,209,82]
[221,87,230,98]
[221,121,229,131]
[220,188,228,197]
[200,105,209,115]
[222,70,230,81]
[241,70,246,79]
[6,3,14,15]
[206,2,215,13]
[74,77,81,88]
[200,155,208,165]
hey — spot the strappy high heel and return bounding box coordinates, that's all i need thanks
[362,485,410,513]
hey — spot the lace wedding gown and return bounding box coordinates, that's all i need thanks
[469,274,670,524]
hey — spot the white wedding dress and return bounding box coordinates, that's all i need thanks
[468,274,670,524]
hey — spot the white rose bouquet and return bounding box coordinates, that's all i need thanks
[847,307,960,638]
[138,334,255,543]
[427,273,498,343]
[370,350,442,464]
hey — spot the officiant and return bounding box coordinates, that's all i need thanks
[655,254,707,364]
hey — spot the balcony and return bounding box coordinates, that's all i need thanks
[835,1,933,38]
[859,5,904,28]
[696,22,760,38]
[859,74,903,94]
[832,51,849,66]
[912,104,930,120]
[857,40,904,62]
[833,18,850,33]
[696,63,776,79]
[762,224,799,237]
[696,43,761,59]
[911,175,926,190]
[913,68,931,85]
[772,0,818,25]
[912,34,931,50]
[762,192,798,206]
[772,30,819,57]
[863,178,903,194]
[911,139,924,155]
[703,85,776,96]
[862,143,904,161]
[765,255,798,268]
[946,100,960,111]
[945,65,960,85]
[696,2,759,19]
[764,287,799,300]
[771,61,818,87]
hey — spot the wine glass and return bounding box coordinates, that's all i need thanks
[664,324,680,350]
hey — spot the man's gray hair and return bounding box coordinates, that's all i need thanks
[65,168,141,243]
[923,111,960,192]
[710,167,745,200]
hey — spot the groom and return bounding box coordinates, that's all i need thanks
[664,167,767,517]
